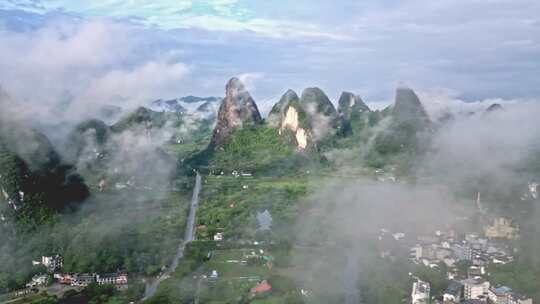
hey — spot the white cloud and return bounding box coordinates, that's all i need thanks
[0,19,190,121]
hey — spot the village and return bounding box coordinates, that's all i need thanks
[19,254,128,295]
[377,215,533,304]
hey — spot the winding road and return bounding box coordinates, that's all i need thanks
[142,172,202,301]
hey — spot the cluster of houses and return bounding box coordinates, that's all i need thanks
[441,279,532,304]
[412,278,533,304]
[407,229,515,278]
[54,272,128,287]
[28,255,128,288]
[401,217,533,304]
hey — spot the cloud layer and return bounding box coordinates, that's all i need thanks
[0,0,538,119]
[0,19,190,121]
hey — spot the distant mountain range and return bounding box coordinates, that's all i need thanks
[0,78,509,227]
[150,96,222,117]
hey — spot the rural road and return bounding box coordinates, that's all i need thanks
[143,172,202,301]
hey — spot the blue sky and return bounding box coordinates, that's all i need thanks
[0,0,539,115]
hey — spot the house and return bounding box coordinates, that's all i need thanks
[461,278,489,301]
[71,274,96,287]
[214,232,224,241]
[509,292,533,304]
[54,273,73,285]
[488,286,533,304]
[26,274,48,288]
[411,279,430,304]
[468,265,486,278]
[489,286,513,304]
[41,255,63,272]
[443,257,456,268]
[410,245,423,260]
[444,281,463,303]
[392,232,406,240]
[251,280,272,294]
[528,182,538,199]
[453,243,473,261]
[96,272,128,285]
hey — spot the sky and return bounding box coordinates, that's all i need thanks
[0,0,539,115]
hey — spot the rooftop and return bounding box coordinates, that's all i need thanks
[444,281,463,296]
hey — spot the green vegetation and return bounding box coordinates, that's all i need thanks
[110,107,178,133]
[0,186,191,293]
[211,126,315,175]
[149,241,302,304]
[0,138,89,229]
[197,175,310,240]
[27,283,144,304]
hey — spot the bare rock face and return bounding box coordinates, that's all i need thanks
[267,90,312,149]
[337,91,370,136]
[267,89,300,128]
[338,91,370,120]
[210,78,262,147]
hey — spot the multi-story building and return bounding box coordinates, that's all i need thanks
[53,273,73,285]
[96,272,128,285]
[412,279,430,304]
[461,278,489,301]
[509,292,533,304]
[443,281,463,303]
[71,274,96,287]
[41,255,63,272]
[25,274,48,288]
[488,286,533,304]
[453,243,473,261]
[484,218,519,240]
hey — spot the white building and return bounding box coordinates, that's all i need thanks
[453,243,473,261]
[392,232,406,240]
[410,245,423,260]
[41,255,63,272]
[71,274,96,287]
[528,182,538,199]
[412,279,430,304]
[488,286,533,304]
[462,278,489,301]
[26,274,48,288]
[96,272,128,285]
[213,232,224,241]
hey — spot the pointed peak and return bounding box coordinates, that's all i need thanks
[226,77,246,92]
[302,87,326,96]
[285,89,296,94]
[486,103,503,113]
[211,78,262,147]
[281,89,300,102]
[394,87,422,107]
[393,87,430,124]
[338,91,369,114]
